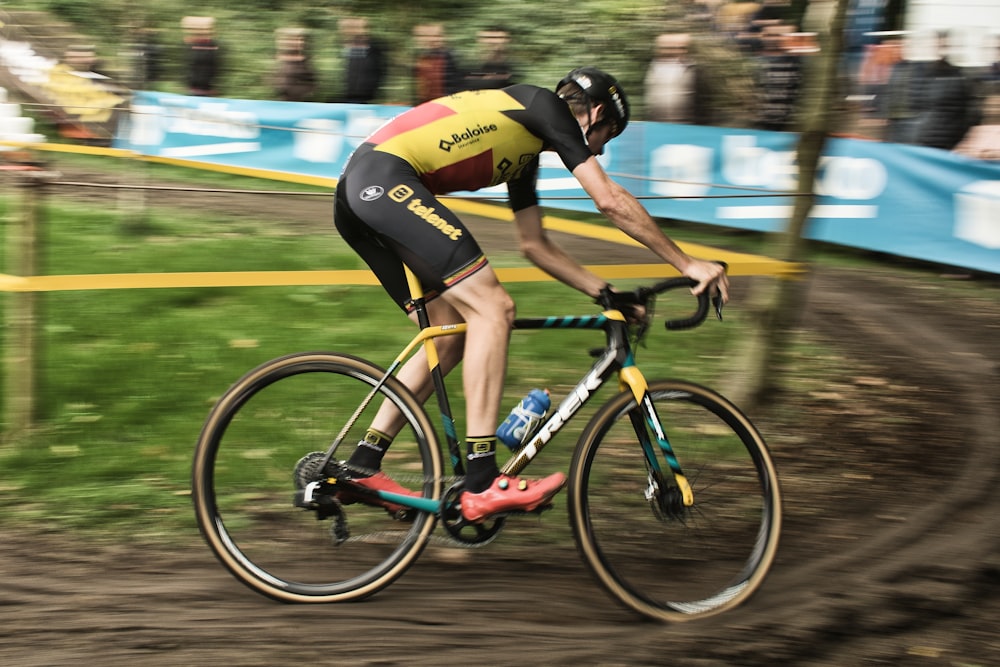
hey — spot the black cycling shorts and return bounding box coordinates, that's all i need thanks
[334,144,487,311]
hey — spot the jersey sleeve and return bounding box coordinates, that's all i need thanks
[503,85,593,173]
[506,156,539,212]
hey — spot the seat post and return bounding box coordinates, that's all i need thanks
[403,265,433,330]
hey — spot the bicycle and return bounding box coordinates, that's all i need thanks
[191,268,782,622]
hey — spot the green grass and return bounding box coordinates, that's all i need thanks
[0,185,735,543]
[0,155,996,544]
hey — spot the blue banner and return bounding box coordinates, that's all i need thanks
[117,91,402,181]
[115,92,1000,275]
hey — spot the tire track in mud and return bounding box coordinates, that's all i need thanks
[3,172,999,665]
[707,268,1000,665]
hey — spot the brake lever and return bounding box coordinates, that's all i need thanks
[712,294,724,321]
[713,261,727,321]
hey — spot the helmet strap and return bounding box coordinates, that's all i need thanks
[584,102,614,147]
[561,90,608,149]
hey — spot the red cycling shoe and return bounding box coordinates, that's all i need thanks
[339,471,418,514]
[460,472,567,523]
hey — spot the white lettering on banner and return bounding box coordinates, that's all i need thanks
[161,142,260,158]
[814,156,887,199]
[128,104,165,146]
[955,181,1000,249]
[718,135,886,219]
[722,136,796,189]
[345,111,389,150]
[168,103,260,139]
[293,118,343,163]
[153,101,264,158]
[718,205,878,220]
[649,144,712,198]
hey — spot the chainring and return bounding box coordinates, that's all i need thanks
[293,451,330,490]
[440,480,505,546]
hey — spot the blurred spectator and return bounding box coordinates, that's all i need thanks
[273,28,318,102]
[953,93,1000,160]
[734,0,790,53]
[463,27,516,91]
[910,31,982,150]
[643,33,712,124]
[752,23,803,131]
[64,44,107,77]
[339,17,387,104]
[716,0,761,43]
[987,42,1000,91]
[129,28,163,89]
[412,23,462,103]
[882,42,922,144]
[750,0,791,25]
[857,35,904,114]
[182,16,223,97]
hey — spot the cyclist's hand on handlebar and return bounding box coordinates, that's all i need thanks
[682,259,729,304]
[596,285,646,324]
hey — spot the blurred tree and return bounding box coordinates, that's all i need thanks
[724,0,851,409]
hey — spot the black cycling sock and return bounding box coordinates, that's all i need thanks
[347,428,393,475]
[465,436,499,493]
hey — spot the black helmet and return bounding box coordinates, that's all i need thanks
[556,67,630,138]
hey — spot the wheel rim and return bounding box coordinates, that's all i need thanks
[193,354,441,602]
[571,382,781,620]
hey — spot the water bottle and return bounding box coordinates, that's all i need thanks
[496,388,551,450]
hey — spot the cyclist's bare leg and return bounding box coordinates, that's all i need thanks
[340,298,466,506]
[346,265,515,501]
[366,267,512,438]
[435,266,514,437]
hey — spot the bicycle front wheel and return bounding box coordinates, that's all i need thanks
[569,380,781,622]
[192,352,443,603]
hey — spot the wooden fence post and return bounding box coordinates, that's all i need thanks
[3,166,55,443]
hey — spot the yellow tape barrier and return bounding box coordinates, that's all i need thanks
[0,142,801,292]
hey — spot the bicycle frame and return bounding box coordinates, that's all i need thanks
[374,267,695,513]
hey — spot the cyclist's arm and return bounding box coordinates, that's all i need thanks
[512,204,607,299]
[571,156,729,301]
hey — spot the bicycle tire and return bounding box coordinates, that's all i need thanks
[568,379,781,621]
[192,352,443,603]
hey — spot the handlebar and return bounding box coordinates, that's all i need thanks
[639,278,723,330]
[597,264,726,332]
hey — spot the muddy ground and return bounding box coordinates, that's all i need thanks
[2,174,999,666]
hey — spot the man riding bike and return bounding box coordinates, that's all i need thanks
[334,66,729,523]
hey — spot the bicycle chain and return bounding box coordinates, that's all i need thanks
[296,453,501,547]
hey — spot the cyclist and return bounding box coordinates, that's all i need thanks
[334,67,729,523]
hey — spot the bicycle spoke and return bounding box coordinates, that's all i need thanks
[193,353,442,602]
[569,380,781,621]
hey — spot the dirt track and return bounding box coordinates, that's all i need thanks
[2,180,999,666]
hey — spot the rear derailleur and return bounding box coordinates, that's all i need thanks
[292,452,349,545]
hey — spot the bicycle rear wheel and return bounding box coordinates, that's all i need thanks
[192,352,442,603]
[569,380,781,621]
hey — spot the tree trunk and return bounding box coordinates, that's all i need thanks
[724,0,849,410]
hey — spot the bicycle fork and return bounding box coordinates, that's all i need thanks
[620,366,695,511]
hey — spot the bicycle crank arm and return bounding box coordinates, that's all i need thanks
[299,479,440,515]
[380,490,441,515]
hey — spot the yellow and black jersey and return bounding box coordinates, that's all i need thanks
[364,85,592,210]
